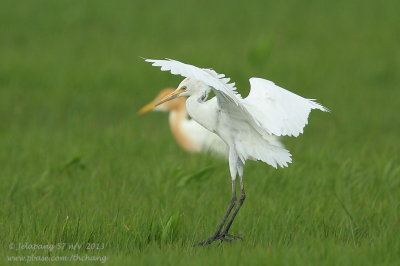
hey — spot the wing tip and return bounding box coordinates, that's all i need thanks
[144,58,157,65]
[311,100,330,112]
[143,58,172,64]
[321,106,330,112]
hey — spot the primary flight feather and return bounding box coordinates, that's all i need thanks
[145,58,328,245]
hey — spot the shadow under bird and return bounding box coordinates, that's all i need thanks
[144,58,329,246]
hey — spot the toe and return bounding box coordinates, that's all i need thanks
[224,233,243,240]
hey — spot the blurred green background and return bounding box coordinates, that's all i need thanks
[1,0,399,265]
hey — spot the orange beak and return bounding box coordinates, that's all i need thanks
[154,88,185,107]
[138,99,159,115]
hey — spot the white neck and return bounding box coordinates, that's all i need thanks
[185,94,218,133]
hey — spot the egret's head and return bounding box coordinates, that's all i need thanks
[154,78,210,107]
[137,88,185,115]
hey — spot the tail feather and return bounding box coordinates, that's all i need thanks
[236,136,292,168]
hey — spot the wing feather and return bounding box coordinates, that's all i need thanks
[145,58,241,104]
[244,78,329,137]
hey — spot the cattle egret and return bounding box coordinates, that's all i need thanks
[145,58,329,245]
[138,89,228,156]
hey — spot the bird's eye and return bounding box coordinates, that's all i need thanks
[181,86,187,90]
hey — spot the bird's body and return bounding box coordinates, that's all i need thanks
[138,89,228,156]
[145,58,328,245]
[183,79,291,172]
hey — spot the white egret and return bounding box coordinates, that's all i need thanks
[145,58,329,245]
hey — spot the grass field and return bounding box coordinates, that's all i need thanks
[1,0,399,265]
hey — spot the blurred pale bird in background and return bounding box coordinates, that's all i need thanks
[138,88,228,156]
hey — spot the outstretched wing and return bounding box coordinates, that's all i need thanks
[145,58,242,105]
[244,78,329,137]
[145,58,266,136]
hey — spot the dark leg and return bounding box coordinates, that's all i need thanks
[194,180,237,246]
[221,175,246,239]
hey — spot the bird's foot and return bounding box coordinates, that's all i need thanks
[194,232,243,246]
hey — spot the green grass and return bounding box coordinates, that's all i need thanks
[1,0,399,265]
